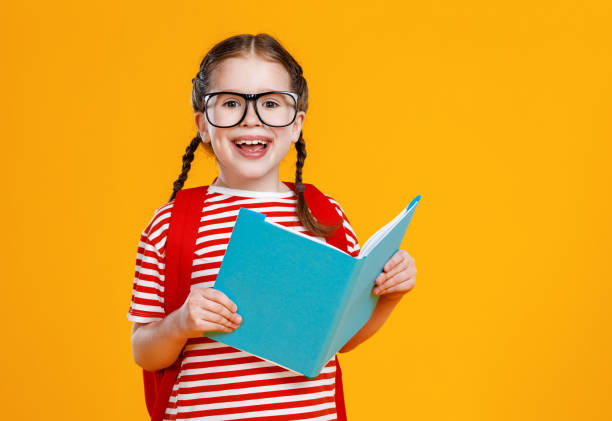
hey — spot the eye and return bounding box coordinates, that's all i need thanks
[223,100,241,108]
[262,100,279,108]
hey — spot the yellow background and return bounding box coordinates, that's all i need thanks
[1,1,610,419]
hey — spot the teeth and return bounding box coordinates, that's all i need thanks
[235,139,268,145]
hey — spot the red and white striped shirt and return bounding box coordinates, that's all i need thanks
[127,184,360,420]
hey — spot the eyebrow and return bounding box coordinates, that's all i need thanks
[214,88,289,93]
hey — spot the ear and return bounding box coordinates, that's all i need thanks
[194,111,210,143]
[291,111,306,143]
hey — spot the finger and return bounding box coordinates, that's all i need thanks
[382,251,403,273]
[200,308,240,330]
[375,259,410,285]
[383,249,412,272]
[197,317,235,333]
[217,325,235,332]
[379,276,416,295]
[373,271,403,294]
[375,268,416,294]
[200,298,242,325]
[202,287,238,313]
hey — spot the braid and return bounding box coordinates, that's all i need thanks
[294,132,341,237]
[169,135,201,202]
[295,132,306,194]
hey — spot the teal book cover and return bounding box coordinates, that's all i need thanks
[206,195,421,379]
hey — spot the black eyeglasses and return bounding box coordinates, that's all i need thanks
[203,91,299,128]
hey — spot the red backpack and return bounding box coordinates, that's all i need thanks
[142,182,352,421]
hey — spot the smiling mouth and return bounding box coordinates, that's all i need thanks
[233,140,269,151]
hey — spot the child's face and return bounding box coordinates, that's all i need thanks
[195,55,306,190]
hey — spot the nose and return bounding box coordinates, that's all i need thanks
[240,99,262,127]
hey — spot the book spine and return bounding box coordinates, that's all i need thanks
[313,257,363,373]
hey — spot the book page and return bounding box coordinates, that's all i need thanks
[264,198,418,259]
[264,219,352,255]
[358,206,409,258]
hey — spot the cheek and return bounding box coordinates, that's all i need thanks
[275,131,296,155]
[276,127,297,144]
[278,142,293,157]
[285,126,298,143]
[209,129,230,150]
[209,127,227,142]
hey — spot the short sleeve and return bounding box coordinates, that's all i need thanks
[126,204,173,323]
[324,195,361,258]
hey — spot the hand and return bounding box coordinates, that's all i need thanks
[174,287,243,339]
[372,249,417,302]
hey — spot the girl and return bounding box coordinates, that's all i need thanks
[128,33,417,420]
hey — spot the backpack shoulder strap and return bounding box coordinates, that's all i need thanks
[164,185,209,314]
[147,185,209,421]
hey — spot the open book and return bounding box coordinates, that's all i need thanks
[206,195,421,378]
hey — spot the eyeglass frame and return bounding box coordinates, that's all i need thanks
[202,91,300,128]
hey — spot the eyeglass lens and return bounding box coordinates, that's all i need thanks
[206,93,296,127]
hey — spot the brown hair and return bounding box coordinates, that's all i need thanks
[168,33,341,237]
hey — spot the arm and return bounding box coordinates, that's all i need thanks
[131,310,188,372]
[338,296,401,353]
[131,288,241,372]
[129,208,192,372]
[338,249,417,353]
